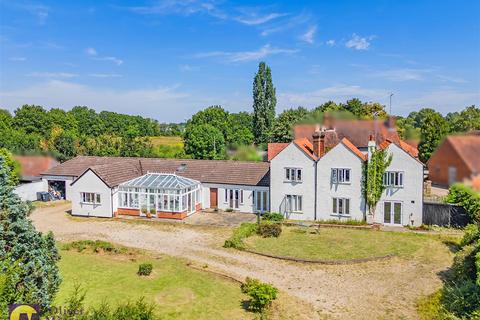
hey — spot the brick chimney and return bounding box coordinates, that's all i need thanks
[313,130,325,158]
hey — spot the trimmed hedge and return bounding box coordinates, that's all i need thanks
[445,183,480,223]
[257,222,282,238]
[223,223,257,249]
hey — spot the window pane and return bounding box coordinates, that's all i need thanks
[384,202,391,223]
[225,189,228,203]
[345,170,350,182]
[339,198,343,214]
[298,196,302,212]
[333,198,337,214]
[399,173,403,186]
[297,169,302,181]
[286,168,290,180]
[332,169,337,182]
[345,199,350,215]
[96,194,101,203]
[394,203,402,224]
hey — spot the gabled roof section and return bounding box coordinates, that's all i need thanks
[293,138,318,160]
[267,143,289,161]
[339,138,367,161]
[445,135,480,173]
[379,139,421,162]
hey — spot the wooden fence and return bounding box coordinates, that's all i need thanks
[423,202,469,227]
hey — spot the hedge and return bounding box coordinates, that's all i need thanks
[445,183,480,223]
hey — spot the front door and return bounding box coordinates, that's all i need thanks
[383,201,402,225]
[210,188,218,208]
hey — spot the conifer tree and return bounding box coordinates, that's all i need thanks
[252,62,276,144]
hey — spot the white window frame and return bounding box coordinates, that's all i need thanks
[224,189,244,207]
[81,192,101,204]
[332,197,350,216]
[331,168,351,184]
[383,171,404,188]
[285,167,302,182]
[285,195,303,213]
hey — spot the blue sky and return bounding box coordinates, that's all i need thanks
[0,0,479,122]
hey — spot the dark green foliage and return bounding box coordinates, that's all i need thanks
[0,157,61,311]
[253,62,276,144]
[137,263,153,276]
[224,223,258,249]
[62,240,128,254]
[184,124,226,159]
[450,244,479,282]
[416,108,450,162]
[0,149,20,186]
[13,104,51,135]
[446,105,480,134]
[446,184,480,223]
[271,107,309,142]
[441,280,480,318]
[261,212,284,222]
[257,222,282,238]
[241,277,278,312]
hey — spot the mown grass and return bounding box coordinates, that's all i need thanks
[245,226,433,260]
[150,136,183,147]
[55,247,251,320]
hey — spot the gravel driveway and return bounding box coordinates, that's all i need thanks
[31,203,454,320]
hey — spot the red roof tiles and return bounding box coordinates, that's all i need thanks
[14,155,58,178]
[267,143,289,161]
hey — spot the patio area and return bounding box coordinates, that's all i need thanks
[184,209,257,227]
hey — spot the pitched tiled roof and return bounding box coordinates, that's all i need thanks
[14,155,58,179]
[267,143,289,161]
[446,135,480,173]
[44,156,270,187]
[379,139,420,160]
[294,119,401,149]
[340,138,367,161]
[293,138,318,160]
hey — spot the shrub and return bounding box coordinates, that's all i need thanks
[137,263,153,276]
[225,208,234,212]
[62,240,126,254]
[149,208,156,215]
[257,222,282,238]
[450,244,479,282]
[261,212,284,222]
[461,224,480,247]
[445,184,480,223]
[441,280,480,318]
[241,277,278,312]
[224,223,257,249]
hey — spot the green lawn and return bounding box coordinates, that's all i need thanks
[245,226,432,260]
[55,249,251,320]
[150,136,183,147]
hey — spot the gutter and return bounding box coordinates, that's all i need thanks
[314,160,318,221]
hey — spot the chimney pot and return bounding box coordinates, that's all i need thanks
[313,131,326,158]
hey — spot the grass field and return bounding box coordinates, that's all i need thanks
[245,226,434,260]
[55,248,251,320]
[150,136,183,147]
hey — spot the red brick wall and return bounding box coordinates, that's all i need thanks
[157,211,187,219]
[428,139,472,186]
[116,208,140,216]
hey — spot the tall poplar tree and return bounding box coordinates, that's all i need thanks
[252,62,276,144]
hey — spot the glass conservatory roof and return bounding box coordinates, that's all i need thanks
[120,173,199,190]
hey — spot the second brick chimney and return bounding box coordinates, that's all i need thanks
[313,130,326,158]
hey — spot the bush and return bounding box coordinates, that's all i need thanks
[446,184,480,223]
[461,224,480,247]
[62,240,127,254]
[225,208,234,212]
[224,223,257,249]
[241,277,278,312]
[441,280,480,318]
[450,244,479,282]
[137,263,153,276]
[257,222,282,238]
[261,212,284,222]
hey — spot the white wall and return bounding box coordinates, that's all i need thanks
[14,180,47,201]
[316,143,365,222]
[270,143,316,220]
[373,144,424,226]
[202,183,269,213]
[70,170,113,218]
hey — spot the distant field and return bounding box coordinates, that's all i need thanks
[150,136,183,147]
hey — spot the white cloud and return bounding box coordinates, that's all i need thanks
[398,89,479,115]
[128,0,227,19]
[194,44,297,62]
[27,72,78,78]
[10,57,27,62]
[85,47,123,65]
[372,68,431,81]
[260,12,310,36]
[326,39,335,46]
[85,47,97,56]
[345,33,375,50]
[89,73,122,78]
[235,12,287,25]
[300,25,317,44]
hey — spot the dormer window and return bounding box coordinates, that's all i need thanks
[285,168,302,182]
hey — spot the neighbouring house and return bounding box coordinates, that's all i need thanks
[41,157,270,219]
[14,155,59,201]
[427,133,480,187]
[268,118,424,226]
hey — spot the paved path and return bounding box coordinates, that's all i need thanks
[31,203,454,320]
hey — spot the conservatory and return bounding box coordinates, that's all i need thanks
[117,173,201,219]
